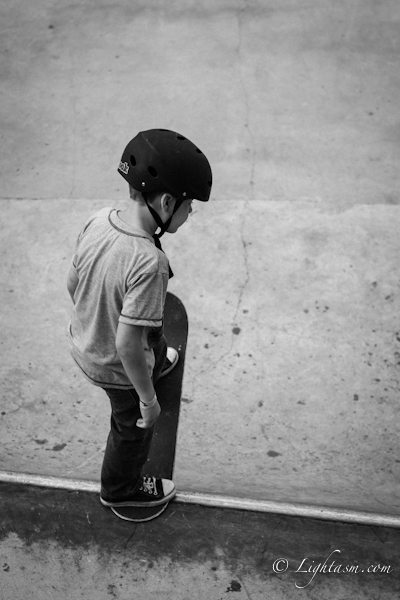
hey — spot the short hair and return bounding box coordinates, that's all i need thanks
[129,185,162,205]
[142,190,162,205]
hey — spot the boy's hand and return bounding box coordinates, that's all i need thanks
[136,396,161,429]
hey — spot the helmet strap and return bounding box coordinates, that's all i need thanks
[143,197,183,280]
[144,196,184,240]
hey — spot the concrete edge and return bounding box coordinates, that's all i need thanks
[0,470,399,529]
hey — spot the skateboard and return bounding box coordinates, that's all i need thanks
[111,292,188,522]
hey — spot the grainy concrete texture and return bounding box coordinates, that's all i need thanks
[1,0,400,520]
[0,483,399,600]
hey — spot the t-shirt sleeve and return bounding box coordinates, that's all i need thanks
[72,208,113,271]
[119,270,168,327]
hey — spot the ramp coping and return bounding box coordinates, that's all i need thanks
[0,470,398,529]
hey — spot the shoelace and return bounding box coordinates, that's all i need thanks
[140,476,158,496]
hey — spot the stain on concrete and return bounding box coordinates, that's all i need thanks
[226,580,241,592]
[267,450,281,458]
[51,443,67,451]
[107,584,117,598]
[232,327,241,335]
[353,395,359,402]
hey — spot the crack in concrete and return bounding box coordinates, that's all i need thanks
[65,446,106,475]
[124,525,138,549]
[185,13,257,397]
[257,518,282,568]
[240,579,255,600]
[339,475,393,510]
[66,44,78,200]
[167,10,261,405]
[187,203,251,403]
[237,3,256,200]
[233,202,251,325]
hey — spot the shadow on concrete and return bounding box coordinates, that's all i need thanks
[1,482,399,599]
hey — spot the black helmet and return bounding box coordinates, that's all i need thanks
[118,129,212,202]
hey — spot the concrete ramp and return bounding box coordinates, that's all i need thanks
[0,0,399,521]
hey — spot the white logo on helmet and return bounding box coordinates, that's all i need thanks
[119,161,129,175]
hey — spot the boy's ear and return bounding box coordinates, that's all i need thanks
[160,193,176,213]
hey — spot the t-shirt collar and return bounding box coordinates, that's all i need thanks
[108,209,155,243]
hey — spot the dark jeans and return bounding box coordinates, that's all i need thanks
[100,336,167,501]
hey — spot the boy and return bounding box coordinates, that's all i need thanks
[67,129,212,520]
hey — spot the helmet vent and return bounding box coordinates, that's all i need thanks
[195,148,203,154]
[176,135,186,141]
[207,180,212,187]
[130,154,136,166]
[148,166,158,178]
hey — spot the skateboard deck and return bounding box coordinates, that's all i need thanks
[111,292,188,522]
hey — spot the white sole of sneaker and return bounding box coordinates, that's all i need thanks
[111,502,169,522]
[159,347,179,378]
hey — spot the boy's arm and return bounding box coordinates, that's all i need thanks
[115,322,161,429]
[67,266,79,303]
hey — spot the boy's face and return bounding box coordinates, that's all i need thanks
[167,198,193,233]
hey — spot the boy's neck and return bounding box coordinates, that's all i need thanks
[118,202,158,236]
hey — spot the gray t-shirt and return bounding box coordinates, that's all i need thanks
[68,207,169,388]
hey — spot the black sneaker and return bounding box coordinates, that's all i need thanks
[100,476,176,508]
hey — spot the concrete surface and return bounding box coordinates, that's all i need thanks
[1,0,400,518]
[1,483,399,599]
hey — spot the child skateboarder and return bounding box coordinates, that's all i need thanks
[67,129,212,520]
